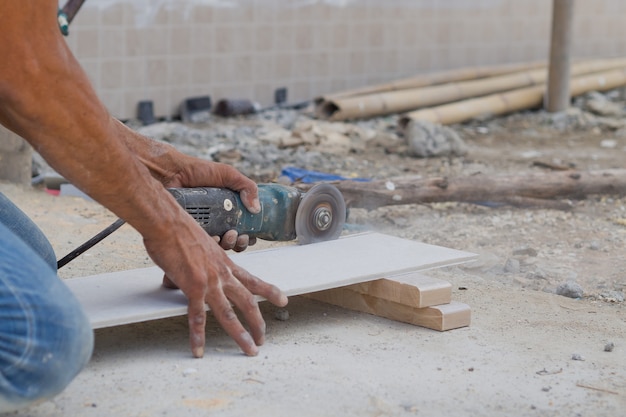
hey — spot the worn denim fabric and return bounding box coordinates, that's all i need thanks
[0,193,93,413]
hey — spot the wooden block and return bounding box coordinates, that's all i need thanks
[305,287,471,331]
[345,272,452,308]
[65,232,476,329]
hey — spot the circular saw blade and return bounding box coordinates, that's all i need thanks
[295,184,346,245]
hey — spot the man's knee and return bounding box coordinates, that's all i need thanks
[0,307,93,412]
[0,282,93,412]
[0,226,93,413]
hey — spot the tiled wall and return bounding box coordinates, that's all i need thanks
[63,0,626,120]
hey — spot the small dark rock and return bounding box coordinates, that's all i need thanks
[504,258,521,274]
[512,246,538,257]
[274,309,290,321]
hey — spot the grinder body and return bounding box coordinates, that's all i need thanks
[169,184,301,241]
[57,183,344,269]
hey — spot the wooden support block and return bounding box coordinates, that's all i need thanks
[345,272,452,308]
[305,287,470,331]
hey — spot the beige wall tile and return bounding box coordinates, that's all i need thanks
[125,28,144,57]
[78,59,100,88]
[146,59,168,87]
[253,83,275,105]
[232,55,254,82]
[101,2,124,26]
[331,25,350,49]
[329,52,349,75]
[100,59,124,89]
[349,51,366,76]
[255,25,275,52]
[143,28,169,56]
[169,58,192,86]
[100,90,125,119]
[74,28,100,59]
[274,25,295,52]
[100,29,125,58]
[190,25,215,55]
[295,24,314,50]
[253,54,274,82]
[123,59,147,90]
[191,4,214,25]
[193,56,213,84]
[168,27,192,56]
[72,4,99,28]
[273,53,293,80]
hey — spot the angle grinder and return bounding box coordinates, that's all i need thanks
[56,183,346,269]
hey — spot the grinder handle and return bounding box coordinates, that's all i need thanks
[168,184,301,241]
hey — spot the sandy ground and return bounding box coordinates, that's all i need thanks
[1,182,625,417]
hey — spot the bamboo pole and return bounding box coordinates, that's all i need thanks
[314,61,546,108]
[545,0,576,112]
[318,58,626,121]
[400,67,626,127]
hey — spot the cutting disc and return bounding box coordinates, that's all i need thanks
[295,184,346,244]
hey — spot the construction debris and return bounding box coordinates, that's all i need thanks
[404,120,467,158]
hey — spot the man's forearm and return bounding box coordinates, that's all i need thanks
[0,1,188,239]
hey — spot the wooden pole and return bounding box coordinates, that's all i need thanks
[295,169,626,210]
[545,0,575,112]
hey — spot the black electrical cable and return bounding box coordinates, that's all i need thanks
[57,218,126,269]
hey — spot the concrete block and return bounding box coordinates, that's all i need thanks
[0,125,32,186]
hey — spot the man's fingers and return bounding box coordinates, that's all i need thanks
[162,274,179,289]
[233,265,288,308]
[208,289,260,356]
[233,235,249,252]
[220,230,238,250]
[217,231,251,252]
[239,188,260,214]
[222,278,267,346]
[187,297,207,358]
[209,163,260,214]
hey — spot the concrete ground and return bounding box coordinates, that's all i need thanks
[2,184,625,417]
[11,279,626,417]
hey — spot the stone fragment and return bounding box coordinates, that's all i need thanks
[556,280,584,299]
[405,120,467,158]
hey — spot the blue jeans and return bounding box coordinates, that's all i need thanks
[0,193,93,413]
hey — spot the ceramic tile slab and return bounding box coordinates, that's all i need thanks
[65,232,476,329]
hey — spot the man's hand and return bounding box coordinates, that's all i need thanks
[144,154,285,356]
[164,158,260,253]
[120,125,259,253]
[144,217,288,357]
